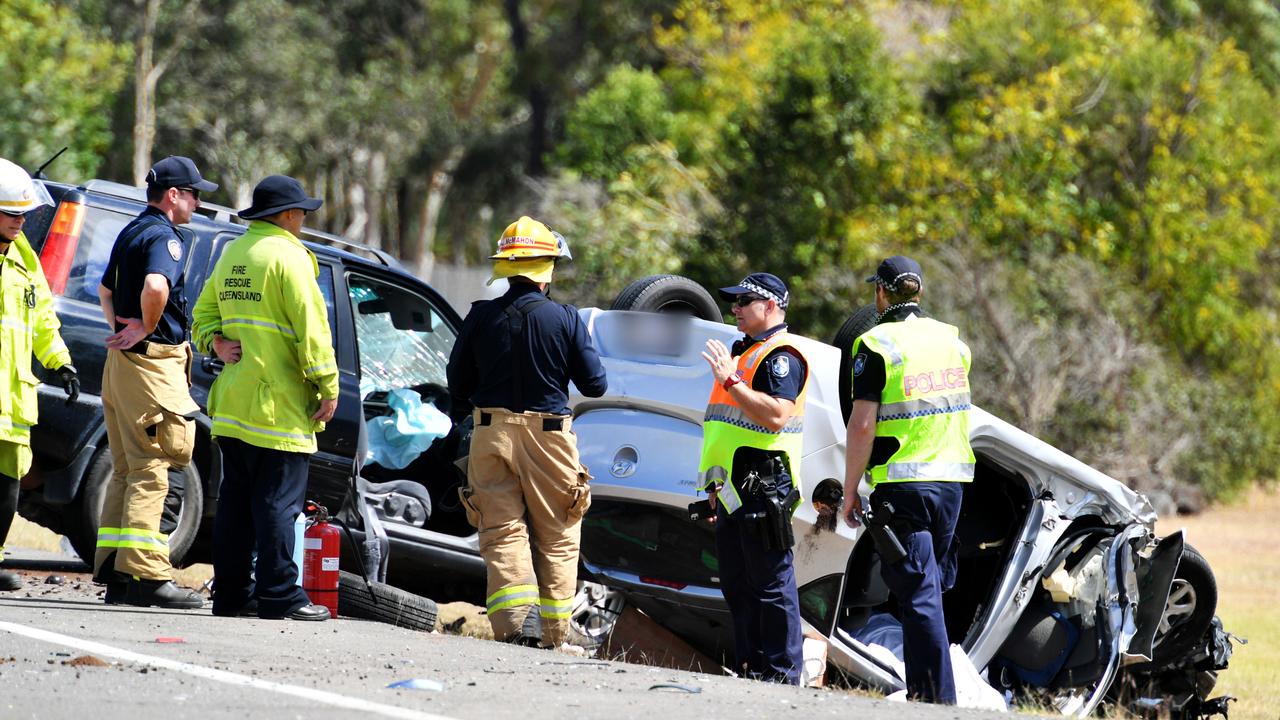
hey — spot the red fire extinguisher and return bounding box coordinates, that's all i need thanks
[302,501,341,618]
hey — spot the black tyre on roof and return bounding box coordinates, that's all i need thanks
[830,304,880,423]
[338,570,439,632]
[611,275,722,322]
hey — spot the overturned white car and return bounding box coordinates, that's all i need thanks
[569,275,1234,718]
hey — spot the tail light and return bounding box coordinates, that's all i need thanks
[639,576,688,590]
[39,200,86,296]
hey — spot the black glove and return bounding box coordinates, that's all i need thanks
[58,364,80,406]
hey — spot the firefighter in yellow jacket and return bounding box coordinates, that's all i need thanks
[0,158,78,591]
[699,272,807,684]
[191,175,337,621]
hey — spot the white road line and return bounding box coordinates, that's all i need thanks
[0,620,457,720]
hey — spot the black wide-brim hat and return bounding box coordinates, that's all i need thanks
[238,174,323,220]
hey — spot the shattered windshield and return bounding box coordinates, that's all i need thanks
[348,274,456,398]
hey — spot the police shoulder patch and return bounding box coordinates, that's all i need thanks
[853,353,867,377]
[167,238,182,262]
[770,354,790,378]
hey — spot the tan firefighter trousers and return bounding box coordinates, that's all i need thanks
[94,344,199,581]
[460,407,592,647]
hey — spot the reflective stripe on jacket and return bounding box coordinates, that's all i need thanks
[0,231,71,446]
[191,221,337,453]
[857,315,974,487]
[697,332,808,514]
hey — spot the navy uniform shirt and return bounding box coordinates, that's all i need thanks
[100,206,189,345]
[850,303,926,466]
[731,323,808,475]
[446,282,608,415]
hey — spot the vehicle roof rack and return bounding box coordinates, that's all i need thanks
[79,179,396,268]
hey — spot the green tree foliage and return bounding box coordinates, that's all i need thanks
[0,0,129,179]
[554,0,1280,500]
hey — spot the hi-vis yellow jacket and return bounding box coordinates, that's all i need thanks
[0,231,71,446]
[191,221,337,453]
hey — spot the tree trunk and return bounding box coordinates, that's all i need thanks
[413,145,466,271]
[132,0,161,185]
[504,0,547,175]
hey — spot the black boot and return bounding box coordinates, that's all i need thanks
[0,569,21,591]
[95,563,130,605]
[126,579,205,609]
[103,581,128,605]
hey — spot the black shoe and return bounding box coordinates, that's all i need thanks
[0,569,21,591]
[263,603,330,621]
[104,581,128,605]
[502,632,543,648]
[125,579,205,609]
[212,599,258,618]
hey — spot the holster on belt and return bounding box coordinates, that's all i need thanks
[739,459,799,551]
[863,501,907,565]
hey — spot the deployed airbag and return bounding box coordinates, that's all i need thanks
[366,388,452,470]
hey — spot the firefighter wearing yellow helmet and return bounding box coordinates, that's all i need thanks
[0,158,78,592]
[447,216,606,650]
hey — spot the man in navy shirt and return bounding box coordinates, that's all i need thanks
[698,272,809,683]
[447,216,606,650]
[93,156,215,609]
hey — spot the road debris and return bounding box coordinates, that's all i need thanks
[63,655,109,667]
[647,683,702,693]
[386,678,445,691]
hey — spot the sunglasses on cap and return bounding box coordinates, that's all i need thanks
[733,294,767,308]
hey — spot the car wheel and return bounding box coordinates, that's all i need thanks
[831,304,880,422]
[338,569,439,632]
[611,275,722,322]
[64,446,204,568]
[1149,544,1217,666]
[568,581,625,651]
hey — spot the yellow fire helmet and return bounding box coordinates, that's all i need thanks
[491,215,572,261]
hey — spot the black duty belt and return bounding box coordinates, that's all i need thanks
[478,411,565,432]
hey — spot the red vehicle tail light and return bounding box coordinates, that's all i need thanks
[639,576,688,590]
[39,200,85,296]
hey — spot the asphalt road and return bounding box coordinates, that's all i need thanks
[0,565,1012,720]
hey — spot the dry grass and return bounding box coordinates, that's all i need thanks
[1156,487,1280,720]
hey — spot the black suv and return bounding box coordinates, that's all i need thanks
[18,179,484,599]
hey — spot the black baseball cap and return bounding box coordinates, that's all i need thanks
[866,255,923,291]
[718,272,790,309]
[238,175,323,220]
[146,156,218,192]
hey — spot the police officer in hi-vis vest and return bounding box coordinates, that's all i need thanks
[842,256,974,704]
[447,216,607,650]
[192,175,337,621]
[699,272,808,684]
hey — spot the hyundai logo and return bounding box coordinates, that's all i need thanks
[610,446,639,478]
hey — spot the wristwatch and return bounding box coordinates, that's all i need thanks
[722,370,744,391]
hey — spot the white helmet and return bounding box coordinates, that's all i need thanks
[0,158,54,215]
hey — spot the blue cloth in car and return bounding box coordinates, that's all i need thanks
[365,389,452,470]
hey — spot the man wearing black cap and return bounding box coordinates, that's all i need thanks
[841,255,974,704]
[697,272,808,684]
[93,156,216,609]
[191,175,336,621]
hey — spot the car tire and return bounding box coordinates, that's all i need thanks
[611,275,722,322]
[1149,544,1218,666]
[65,445,203,568]
[831,304,880,423]
[338,569,439,632]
